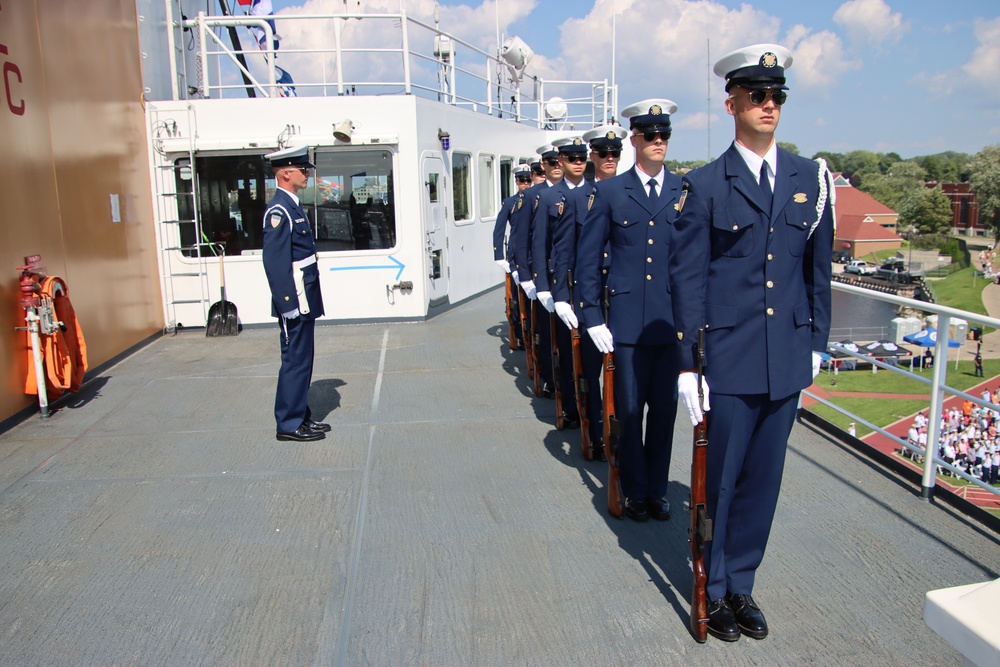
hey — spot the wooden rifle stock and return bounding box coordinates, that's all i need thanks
[517,285,535,383]
[549,308,565,427]
[504,273,517,351]
[530,298,541,397]
[567,269,592,460]
[601,286,624,518]
[689,329,713,643]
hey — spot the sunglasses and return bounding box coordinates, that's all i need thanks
[561,155,588,164]
[287,166,310,175]
[543,158,560,166]
[515,175,532,182]
[596,149,621,159]
[748,89,787,106]
[641,131,671,143]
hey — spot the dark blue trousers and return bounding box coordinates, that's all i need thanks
[552,315,578,418]
[274,315,316,433]
[580,333,604,444]
[704,392,798,601]
[613,343,680,500]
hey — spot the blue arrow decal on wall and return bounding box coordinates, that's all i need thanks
[328,255,405,281]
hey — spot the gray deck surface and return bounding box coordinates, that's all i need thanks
[0,289,997,666]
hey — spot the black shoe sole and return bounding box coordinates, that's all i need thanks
[737,624,768,640]
[649,510,671,521]
[707,626,741,642]
[276,432,326,442]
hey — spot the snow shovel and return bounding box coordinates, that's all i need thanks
[206,248,239,336]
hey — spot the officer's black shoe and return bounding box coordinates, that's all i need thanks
[591,440,608,462]
[560,413,580,430]
[706,597,741,642]
[647,497,671,521]
[304,419,331,432]
[276,424,326,442]
[541,382,555,399]
[728,593,768,639]
[623,498,649,522]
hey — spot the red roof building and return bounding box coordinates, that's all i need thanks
[834,184,902,259]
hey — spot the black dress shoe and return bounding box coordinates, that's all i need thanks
[560,413,580,429]
[728,593,768,639]
[276,424,326,442]
[304,419,331,432]
[623,497,649,522]
[541,382,555,399]
[591,441,608,462]
[647,497,671,521]
[706,597,740,642]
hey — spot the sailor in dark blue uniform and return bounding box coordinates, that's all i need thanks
[577,100,684,522]
[671,45,833,642]
[493,164,533,347]
[551,125,628,460]
[262,145,329,442]
[533,137,591,428]
[511,146,564,396]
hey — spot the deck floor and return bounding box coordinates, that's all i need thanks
[1,289,997,666]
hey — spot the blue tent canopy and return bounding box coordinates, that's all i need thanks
[902,327,961,348]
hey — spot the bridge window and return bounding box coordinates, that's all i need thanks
[452,152,472,223]
[478,153,495,220]
[500,157,513,201]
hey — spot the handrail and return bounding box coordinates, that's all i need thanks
[806,281,1000,501]
[178,11,615,129]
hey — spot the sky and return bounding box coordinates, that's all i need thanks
[261,0,1000,163]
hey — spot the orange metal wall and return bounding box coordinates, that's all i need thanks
[0,0,162,423]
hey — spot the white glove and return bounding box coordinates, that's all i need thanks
[812,351,822,379]
[495,259,510,273]
[555,301,578,329]
[522,280,537,300]
[282,308,301,320]
[511,271,521,286]
[537,291,555,313]
[678,372,711,426]
[587,324,614,354]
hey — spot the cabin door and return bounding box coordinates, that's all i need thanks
[421,154,449,303]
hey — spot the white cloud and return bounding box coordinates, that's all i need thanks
[913,17,1000,103]
[784,25,860,93]
[832,0,908,48]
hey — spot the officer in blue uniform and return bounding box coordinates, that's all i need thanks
[551,125,627,460]
[511,146,564,396]
[493,164,533,347]
[262,145,329,442]
[577,100,684,522]
[670,45,833,641]
[533,137,591,428]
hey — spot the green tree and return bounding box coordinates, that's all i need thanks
[841,150,881,183]
[970,145,1000,235]
[899,187,953,235]
[777,142,799,155]
[857,162,925,212]
[812,151,842,172]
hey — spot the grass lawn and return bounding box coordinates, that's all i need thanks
[927,266,991,320]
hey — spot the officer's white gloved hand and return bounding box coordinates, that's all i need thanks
[537,291,555,313]
[282,308,301,320]
[678,372,711,426]
[554,301,578,329]
[587,324,614,354]
[522,280,537,300]
[495,259,510,273]
[811,351,823,379]
[511,271,521,286]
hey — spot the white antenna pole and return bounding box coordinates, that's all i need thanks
[611,0,617,122]
[495,0,501,56]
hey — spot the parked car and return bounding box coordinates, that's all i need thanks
[844,259,877,276]
[877,258,923,283]
[831,250,850,264]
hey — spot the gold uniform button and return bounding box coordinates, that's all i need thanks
[646,275,652,281]
[647,257,652,263]
[623,220,628,225]
[767,253,774,261]
[766,307,774,315]
[766,280,774,288]
[648,239,654,245]
[284,296,290,301]
[732,224,739,230]
[602,269,607,274]
[649,220,654,226]
[770,227,774,233]
[802,221,808,227]
[603,252,608,258]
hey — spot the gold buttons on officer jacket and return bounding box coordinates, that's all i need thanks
[767,253,774,261]
[646,275,652,281]
[284,296,290,301]
[623,220,628,225]
[602,269,607,274]
[647,257,652,263]
[766,280,774,288]
[649,221,654,226]
[802,221,808,227]
[648,239,654,245]
[770,227,774,233]
[732,224,739,230]
[603,252,608,258]
[766,307,774,315]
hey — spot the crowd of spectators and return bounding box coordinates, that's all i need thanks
[903,398,1000,485]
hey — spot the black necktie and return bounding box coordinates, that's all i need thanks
[648,179,658,208]
[759,162,772,214]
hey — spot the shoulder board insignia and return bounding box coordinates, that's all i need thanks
[793,192,808,203]
[270,213,283,228]
[677,188,688,213]
[587,193,595,211]
[557,201,564,216]
[517,198,523,210]
[533,197,539,210]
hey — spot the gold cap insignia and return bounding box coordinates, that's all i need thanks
[572,138,583,146]
[760,52,778,68]
[793,192,808,203]
[650,104,662,115]
[606,131,616,139]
